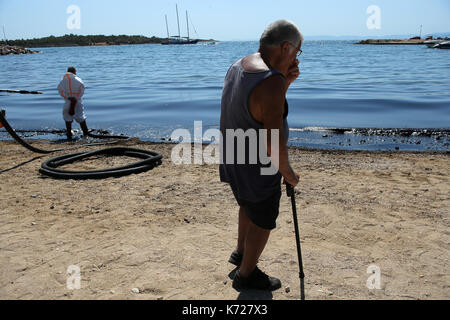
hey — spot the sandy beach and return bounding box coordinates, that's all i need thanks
[0,139,448,300]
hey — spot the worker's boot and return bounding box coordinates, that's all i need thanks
[65,121,73,140]
[80,121,89,138]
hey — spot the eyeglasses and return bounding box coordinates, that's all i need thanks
[288,42,303,57]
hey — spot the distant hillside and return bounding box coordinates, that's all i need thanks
[0,34,168,47]
[425,32,450,38]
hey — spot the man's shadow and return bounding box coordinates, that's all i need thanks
[228,268,273,300]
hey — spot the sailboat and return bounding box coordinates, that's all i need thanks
[161,5,198,45]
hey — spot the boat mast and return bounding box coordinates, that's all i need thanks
[165,15,169,39]
[2,25,7,44]
[186,11,190,41]
[176,4,181,39]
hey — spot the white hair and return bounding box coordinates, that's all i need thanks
[259,20,304,48]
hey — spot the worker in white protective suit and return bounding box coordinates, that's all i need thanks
[57,66,89,140]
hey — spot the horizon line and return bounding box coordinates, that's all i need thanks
[4,31,450,42]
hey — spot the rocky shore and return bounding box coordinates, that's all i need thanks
[0,45,40,56]
[356,39,425,45]
[356,37,450,45]
[328,128,450,138]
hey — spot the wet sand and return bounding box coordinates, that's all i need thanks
[0,139,448,300]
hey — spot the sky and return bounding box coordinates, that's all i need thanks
[1,0,449,41]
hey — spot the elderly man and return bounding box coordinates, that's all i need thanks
[219,20,302,291]
[57,66,89,140]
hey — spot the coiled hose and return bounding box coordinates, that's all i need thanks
[39,147,162,179]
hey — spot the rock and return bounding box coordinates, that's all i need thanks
[157,296,164,300]
[131,287,140,294]
[285,286,290,293]
[31,222,36,226]
[31,194,38,198]
[317,289,333,296]
[223,280,227,285]
[0,45,39,55]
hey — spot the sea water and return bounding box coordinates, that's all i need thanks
[1,41,449,151]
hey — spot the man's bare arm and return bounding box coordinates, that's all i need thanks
[250,75,299,187]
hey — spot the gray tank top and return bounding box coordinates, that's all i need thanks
[219,58,289,202]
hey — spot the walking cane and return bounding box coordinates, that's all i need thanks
[286,184,305,300]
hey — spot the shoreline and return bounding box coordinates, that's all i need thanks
[1,126,448,152]
[1,39,218,50]
[356,38,449,45]
[0,136,448,155]
[0,139,448,300]
[356,40,424,45]
[0,137,448,154]
[24,40,219,48]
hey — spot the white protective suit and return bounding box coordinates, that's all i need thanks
[57,72,86,123]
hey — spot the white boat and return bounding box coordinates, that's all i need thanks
[433,41,450,49]
[424,40,443,48]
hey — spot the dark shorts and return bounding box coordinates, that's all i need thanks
[230,184,282,230]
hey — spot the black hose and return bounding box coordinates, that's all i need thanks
[0,89,43,94]
[39,147,162,179]
[1,110,163,179]
[1,109,62,153]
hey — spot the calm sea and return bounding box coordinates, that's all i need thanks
[1,41,449,150]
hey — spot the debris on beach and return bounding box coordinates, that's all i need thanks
[131,287,140,294]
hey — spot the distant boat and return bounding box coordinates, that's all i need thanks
[433,41,450,49]
[161,5,198,45]
[424,40,443,48]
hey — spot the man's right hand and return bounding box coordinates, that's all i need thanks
[283,171,300,188]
